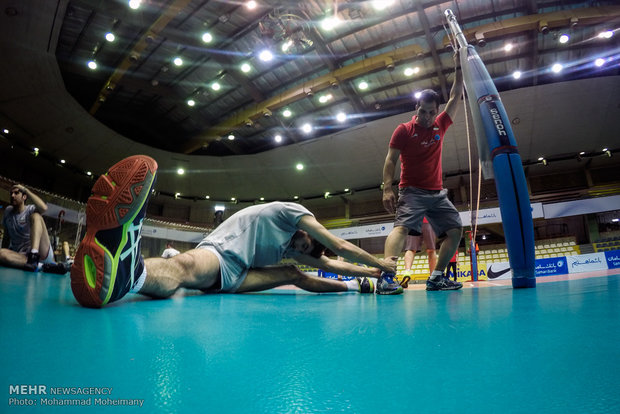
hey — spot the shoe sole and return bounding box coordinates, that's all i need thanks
[426,285,463,291]
[70,155,157,308]
[376,287,404,295]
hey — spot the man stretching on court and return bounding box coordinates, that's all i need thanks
[70,155,397,308]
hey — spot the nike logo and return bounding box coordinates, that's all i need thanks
[487,266,511,279]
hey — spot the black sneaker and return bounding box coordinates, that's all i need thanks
[376,272,404,295]
[23,251,40,272]
[356,277,375,294]
[42,262,69,275]
[70,155,157,308]
[426,273,463,291]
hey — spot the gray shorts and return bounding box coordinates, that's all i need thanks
[395,187,462,239]
[196,244,247,293]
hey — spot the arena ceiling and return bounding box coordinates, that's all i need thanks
[1,0,619,211]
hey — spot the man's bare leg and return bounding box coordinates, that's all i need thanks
[236,265,348,293]
[139,249,221,298]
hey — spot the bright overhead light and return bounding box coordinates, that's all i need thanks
[281,40,293,52]
[240,62,251,73]
[214,205,225,212]
[211,82,221,91]
[559,34,569,44]
[128,0,141,10]
[358,81,368,90]
[60,159,66,164]
[173,57,183,66]
[274,134,282,143]
[551,63,563,73]
[598,30,613,39]
[231,197,236,201]
[512,70,522,79]
[227,134,235,140]
[205,195,210,199]
[177,168,185,175]
[187,99,195,106]
[404,67,420,76]
[414,91,422,99]
[282,109,292,118]
[594,58,605,67]
[504,43,513,52]
[86,171,92,176]
[105,32,116,42]
[259,49,273,61]
[336,112,347,122]
[372,0,395,11]
[538,157,545,161]
[201,32,213,43]
[321,16,340,31]
[175,192,181,199]
[260,197,265,201]
[87,60,97,70]
[246,1,257,10]
[318,94,333,103]
[301,123,313,134]
[2,128,9,134]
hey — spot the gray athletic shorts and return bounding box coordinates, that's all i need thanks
[395,187,462,239]
[196,245,248,293]
[404,221,436,252]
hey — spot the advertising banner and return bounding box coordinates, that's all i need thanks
[566,253,608,274]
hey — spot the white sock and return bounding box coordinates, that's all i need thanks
[430,270,444,281]
[130,268,147,293]
[30,249,39,254]
[344,279,360,291]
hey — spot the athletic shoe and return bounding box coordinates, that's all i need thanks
[42,262,69,275]
[376,272,404,295]
[426,272,463,291]
[23,251,40,272]
[70,155,157,308]
[399,275,411,288]
[356,277,375,294]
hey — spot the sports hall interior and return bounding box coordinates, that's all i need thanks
[0,1,619,412]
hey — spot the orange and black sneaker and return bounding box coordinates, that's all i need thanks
[70,155,157,308]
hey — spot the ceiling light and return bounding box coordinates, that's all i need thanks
[281,40,293,52]
[403,67,420,76]
[105,32,116,42]
[177,168,185,175]
[227,134,235,140]
[296,163,304,171]
[321,16,340,31]
[87,60,97,70]
[173,57,183,66]
[274,134,282,143]
[551,63,563,73]
[512,70,522,79]
[301,123,312,134]
[33,147,39,155]
[372,0,395,11]
[201,32,213,43]
[538,157,545,161]
[594,58,605,67]
[246,1,257,10]
[60,159,66,164]
[282,109,292,118]
[205,195,210,199]
[215,205,225,211]
[358,81,368,90]
[559,34,569,44]
[258,49,273,62]
[414,91,422,99]
[294,196,299,199]
[187,99,195,106]
[211,82,221,91]
[598,30,613,39]
[318,94,333,103]
[2,128,8,134]
[579,151,585,155]
[86,171,92,176]
[241,63,251,73]
[504,43,513,52]
[260,197,265,201]
[231,197,236,201]
[128,0,141,10]
[175,192,181,199]
[336,112,347,122]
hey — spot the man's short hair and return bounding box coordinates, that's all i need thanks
[416,89,440,108]
[309,240,326,259]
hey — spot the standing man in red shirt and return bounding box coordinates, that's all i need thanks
[377,52,464,294]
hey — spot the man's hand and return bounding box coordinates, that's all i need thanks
[14,184,27,194]
[378,255,398,274]
[382,189,397,214]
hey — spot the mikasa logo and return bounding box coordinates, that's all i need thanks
[489,107,507,136]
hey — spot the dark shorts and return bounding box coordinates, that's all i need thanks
[394,187,462,239]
